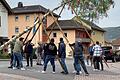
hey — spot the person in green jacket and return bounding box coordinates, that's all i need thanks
[12,37,25,70]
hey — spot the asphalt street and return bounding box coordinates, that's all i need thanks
[0,59,120,80]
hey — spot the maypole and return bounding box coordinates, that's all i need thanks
[63,0,114,68]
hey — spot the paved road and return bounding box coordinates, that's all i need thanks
[0,60,120,80]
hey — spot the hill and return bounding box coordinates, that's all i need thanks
[104,26,120,41]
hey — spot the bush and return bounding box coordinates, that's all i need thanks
[0,52,10,59]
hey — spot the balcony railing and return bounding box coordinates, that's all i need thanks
[75,38,91,42]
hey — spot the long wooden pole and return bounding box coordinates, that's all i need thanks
[0,1,70,50]
[71,6,109,68]
[0,17,39,50]
[49,11,74,51]
[23,28,32,44]
[45,4,66,42]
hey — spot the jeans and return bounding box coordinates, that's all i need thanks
[10,53,19,67]
[43,55,55,72]
[74,56,89,74]
[93,56,103,70]
[60,58,68,73]
[26,53,33,67]
[36,52,42,64]
[12,52,23,68]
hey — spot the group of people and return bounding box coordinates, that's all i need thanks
[7,35,104,76]
[88,41,104,71]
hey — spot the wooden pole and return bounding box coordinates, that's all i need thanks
[23,28,32,44]
[71,6,109,68]
[0,17,39,50]
[49,11,74,51]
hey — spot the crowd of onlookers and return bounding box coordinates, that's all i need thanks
[7,35,105,76]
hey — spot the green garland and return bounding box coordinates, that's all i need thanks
[63,0,115,21]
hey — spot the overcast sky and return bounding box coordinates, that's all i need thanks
[6,0,120,28]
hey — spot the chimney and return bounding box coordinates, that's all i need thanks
[18,2,23,8]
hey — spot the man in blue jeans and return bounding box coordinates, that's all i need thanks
[12,37,25,70]
[42,38,57,73]
[58,38,68,74]
[69,41,89,76]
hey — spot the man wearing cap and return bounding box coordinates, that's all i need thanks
[69,40,89,76]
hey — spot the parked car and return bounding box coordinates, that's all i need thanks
[102,46,116,62]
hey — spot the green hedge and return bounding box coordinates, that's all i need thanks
[0,50,10,59]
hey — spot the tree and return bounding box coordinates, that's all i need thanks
[63,0,115,21]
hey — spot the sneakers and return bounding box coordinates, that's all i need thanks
[76,72,80,75]
[36,63,42,66]
[79,71,82,74]
[8,66,12,68]
[93,69,100,71]
[85,73,89,76]
[93,69,97,71]
[20,68,25,70]
[52,71,55,74]
[26,65,29,67]
[41,71,46,74]
[61,71,68,74]
[72,70,76,73]
[12,67,17,70]
[61,71,64,73]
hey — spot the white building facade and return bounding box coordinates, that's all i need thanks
[0,0,12,45]
[0,2,8,37]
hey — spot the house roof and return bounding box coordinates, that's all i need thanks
[81,19,106,32]
[47,20,91,30]
[0,0,12,14]
[12,2,59,17]
[112,38,120,46]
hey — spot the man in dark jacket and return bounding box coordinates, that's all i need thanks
[58,38,68,74]
[42,38,57,74]
[24,40,33,67]
[69,41,89,76]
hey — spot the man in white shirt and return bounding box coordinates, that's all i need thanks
[92,41,103,71]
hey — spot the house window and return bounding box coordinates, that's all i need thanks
[0,16,1,27]
[53,33,57,37]
[15,16,19,21]
[25,15,30,21]
[92,31,95,35]
[43,16,47,27]
[64,33,67,37]
[25,26,29,31]
[15,27,19,33]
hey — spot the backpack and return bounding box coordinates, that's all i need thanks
[74,42,83,55]
[48,44,55,51]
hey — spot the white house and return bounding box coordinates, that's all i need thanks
[0,0,12,45]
